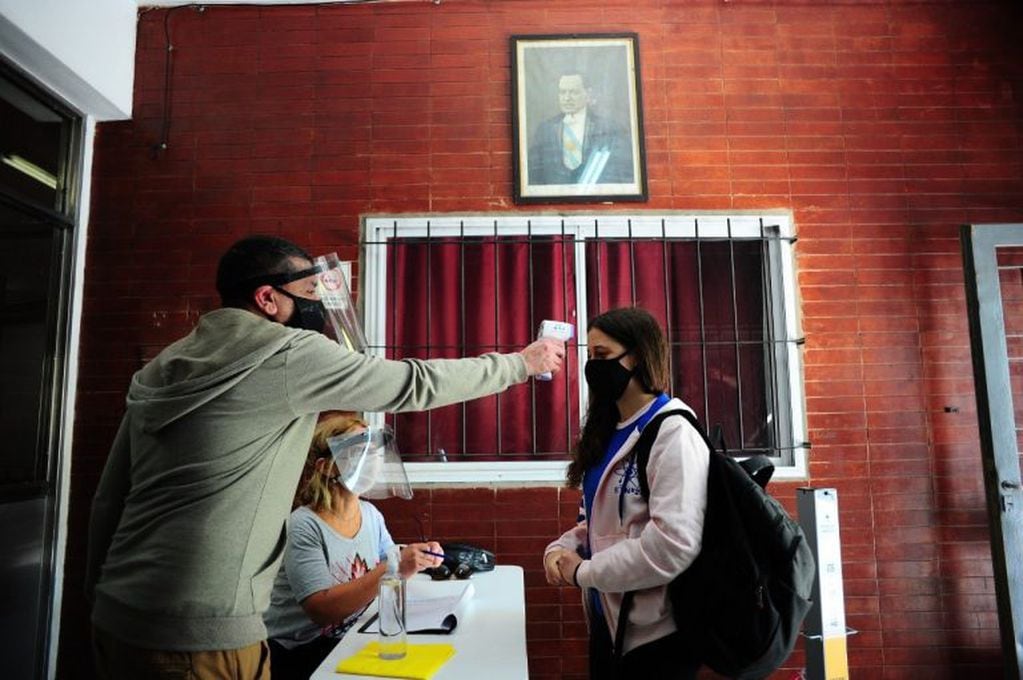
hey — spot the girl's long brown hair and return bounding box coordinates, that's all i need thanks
[566,307,670,488]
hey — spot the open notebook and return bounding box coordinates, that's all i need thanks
[359,580,475,635]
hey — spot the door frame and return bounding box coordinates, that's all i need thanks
[0,60,83,680]
[961,223,1023,679]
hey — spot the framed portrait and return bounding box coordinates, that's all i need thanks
[511,33,647,204]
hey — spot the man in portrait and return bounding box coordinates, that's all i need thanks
[527,71,634,186]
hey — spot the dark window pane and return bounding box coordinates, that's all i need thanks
[0,202,58,487]
[733,240,765,344]
[0,74,67,212]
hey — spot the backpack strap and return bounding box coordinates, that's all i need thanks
[612,590,634,674]
[631,409,690,502]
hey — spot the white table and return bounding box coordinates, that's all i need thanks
[310,565,528,680]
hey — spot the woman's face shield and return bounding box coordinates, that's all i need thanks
[327,427,412,500]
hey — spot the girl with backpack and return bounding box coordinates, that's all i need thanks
[543,307,710,680]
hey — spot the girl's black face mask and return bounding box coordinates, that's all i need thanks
[275,287,327,333]
[584,350,634,402]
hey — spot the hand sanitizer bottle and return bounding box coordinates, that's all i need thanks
[378,545,407,660]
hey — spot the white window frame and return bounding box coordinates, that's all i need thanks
[362,212,807,484]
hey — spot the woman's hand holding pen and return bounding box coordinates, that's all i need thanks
[398,541,444,579]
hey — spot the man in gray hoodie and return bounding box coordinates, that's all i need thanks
[86,235,564,679]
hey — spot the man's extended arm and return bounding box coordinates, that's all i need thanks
[286,334,564,415]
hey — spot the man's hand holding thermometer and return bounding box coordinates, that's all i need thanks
[535,320,574,381]
[520,320,571,378]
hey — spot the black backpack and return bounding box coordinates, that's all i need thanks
[613,409,816,679]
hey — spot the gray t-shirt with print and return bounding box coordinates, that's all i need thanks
[264,502,395,649]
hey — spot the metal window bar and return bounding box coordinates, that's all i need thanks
[426,220,433,456]
[389,219,399,445]
[661,218,675,397]
[628,218,637,307]
[695,218,710,422]
[595,218,604,313]
[560,218,573,455]
[364,230,799,250]
[727,218,746,448]
[459,220,466,459]
[761,218,780,455]
[527,219,536,457]
[493,219,503,457]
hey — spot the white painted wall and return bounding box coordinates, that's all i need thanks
[0,0,136,119]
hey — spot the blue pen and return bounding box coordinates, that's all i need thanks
[420,548,446,560]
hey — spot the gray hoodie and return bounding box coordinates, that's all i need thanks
[87,308,526,651]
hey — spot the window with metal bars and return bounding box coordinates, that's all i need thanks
[361,213,808,483]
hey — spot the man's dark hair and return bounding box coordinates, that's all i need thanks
[216,235,313,308]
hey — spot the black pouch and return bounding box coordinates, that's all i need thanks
[424,542,496,579]
[441,542,495,572]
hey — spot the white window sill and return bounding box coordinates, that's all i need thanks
[405,461,569,486]
[405,457,808,486]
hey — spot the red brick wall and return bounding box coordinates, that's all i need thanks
[62,1,1023,678]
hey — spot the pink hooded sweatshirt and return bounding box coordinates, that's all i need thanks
[545,397,710,654]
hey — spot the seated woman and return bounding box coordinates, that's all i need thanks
[264,412,442,680]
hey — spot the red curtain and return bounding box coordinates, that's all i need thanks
[386,234,769,460]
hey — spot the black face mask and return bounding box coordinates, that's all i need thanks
[585,350,634,402]
[275,287,327,334]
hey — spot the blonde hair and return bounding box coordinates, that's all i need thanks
[297,412,367,513]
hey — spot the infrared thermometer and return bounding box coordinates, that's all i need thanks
[536,320,574,380]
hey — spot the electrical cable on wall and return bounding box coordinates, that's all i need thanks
[156,8,175,156]
[142,4,204,158]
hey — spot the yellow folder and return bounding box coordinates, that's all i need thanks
[336,642,456,680]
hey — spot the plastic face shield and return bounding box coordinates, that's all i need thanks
[327,426,412,500]
[311,252,368,352]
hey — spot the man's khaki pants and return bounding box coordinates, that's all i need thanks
[92,626,271,680]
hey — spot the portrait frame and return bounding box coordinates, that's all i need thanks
[511,33,647,204]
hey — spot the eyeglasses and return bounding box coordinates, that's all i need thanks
[425,562,473,580]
